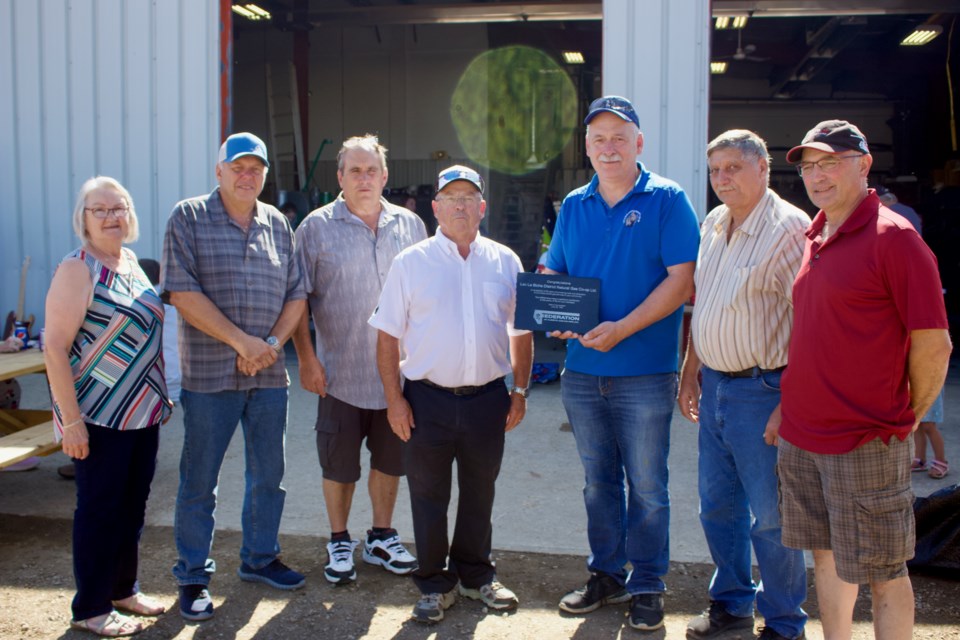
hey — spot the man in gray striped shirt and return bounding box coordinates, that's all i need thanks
[678,130,809,640]
[292,135,426,586]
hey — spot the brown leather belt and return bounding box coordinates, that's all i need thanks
[721,366,786,379]
[417,377,505,396]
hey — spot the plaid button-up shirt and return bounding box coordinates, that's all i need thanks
[162,189,306,392]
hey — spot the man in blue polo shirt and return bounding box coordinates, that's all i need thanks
[545,96,699,631]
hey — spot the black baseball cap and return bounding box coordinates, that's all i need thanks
[786,120,870,163]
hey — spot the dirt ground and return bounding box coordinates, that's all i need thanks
[1,515,958,639]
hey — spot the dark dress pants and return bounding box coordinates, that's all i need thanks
[72,424,159,620]
[403,379,510,594]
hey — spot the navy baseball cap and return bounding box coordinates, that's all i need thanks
[786,120,869,164]
[584,95,640,127]
[218,132,270,168]
[437,165,484,195]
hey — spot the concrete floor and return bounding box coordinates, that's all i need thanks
[2,337,957,567]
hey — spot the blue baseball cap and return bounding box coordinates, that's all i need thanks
[584,95,640,127]
[437,165,484,195]
[218,132,270,168]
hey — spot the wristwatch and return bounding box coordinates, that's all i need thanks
[511,386,529,398]
[266,336,282,353]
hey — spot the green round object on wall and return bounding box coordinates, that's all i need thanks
[451,46,578,176]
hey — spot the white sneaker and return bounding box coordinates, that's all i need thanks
[459,580,519,610]
[362,529,418,575]
[324,539,358,585]
[412,590,457,623]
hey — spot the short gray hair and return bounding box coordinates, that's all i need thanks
[337,134,388,172]
[707,129,771,165]
[71,176,140,243]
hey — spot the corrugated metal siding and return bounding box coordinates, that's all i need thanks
[0,0,219,328]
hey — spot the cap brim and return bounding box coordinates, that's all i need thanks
[224,152,269,168]
[584,108,634,126]
[785,142,846,164]
[438,177,482,192]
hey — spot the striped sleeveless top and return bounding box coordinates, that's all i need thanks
[53,247,172,437]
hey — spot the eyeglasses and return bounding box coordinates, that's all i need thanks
[85,207,130,219]
[435,195,480,206]
[796,154,863,176]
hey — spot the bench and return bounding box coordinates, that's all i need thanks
[0,420,59,469]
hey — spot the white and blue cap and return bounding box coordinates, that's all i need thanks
[437,165,484,194]
[218,132,270,168]
[584,95,640,127]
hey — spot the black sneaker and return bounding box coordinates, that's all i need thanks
[687,601,755,638]
[558,572,631,614]
[179,584,214,622]
[237,559,305,590]
[629,593,665,631]
[757,627,806,640]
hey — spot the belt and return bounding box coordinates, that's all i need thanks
[720,366,786,379]
[417,377,505,396]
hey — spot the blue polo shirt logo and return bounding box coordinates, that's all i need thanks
[623,210,641,227]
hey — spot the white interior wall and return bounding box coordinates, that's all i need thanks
[0,0,219,328]
[233,23,490,175]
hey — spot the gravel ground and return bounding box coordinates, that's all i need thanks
[1,515,958,639]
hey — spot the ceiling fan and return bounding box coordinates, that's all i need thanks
[720,29,769,62]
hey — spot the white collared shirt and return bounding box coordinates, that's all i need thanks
[369,229,528,387]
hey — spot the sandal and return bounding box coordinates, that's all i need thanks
[911,458,928,472]
[928,460,949,480]
[112,592,166,616]
[70,611,143,636]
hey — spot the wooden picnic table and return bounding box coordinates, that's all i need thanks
[0,348,58,469]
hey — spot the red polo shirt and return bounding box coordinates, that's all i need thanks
[780,191,948,454]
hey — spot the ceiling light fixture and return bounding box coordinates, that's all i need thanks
[732,15,748,29]
[231,5,257,20]
[245,4,271,20]
[901,24,942,46]
[232,3,271,21]
[715,16,730,30]
[711,61,728,74]
[563,51,585,64]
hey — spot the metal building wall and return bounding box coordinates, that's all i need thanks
[601,0,711,218]
[0,0,220,328]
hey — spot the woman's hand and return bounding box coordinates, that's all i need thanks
[61,422,90,460]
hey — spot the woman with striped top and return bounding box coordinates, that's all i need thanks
[44,176,172,637]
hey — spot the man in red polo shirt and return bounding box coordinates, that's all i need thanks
[778,120,950,639]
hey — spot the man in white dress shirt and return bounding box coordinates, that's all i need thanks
[370,165,533,625]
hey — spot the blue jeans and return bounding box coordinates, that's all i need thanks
[698,367,807,638]
[173,388,288,586]
[561,369,676,594]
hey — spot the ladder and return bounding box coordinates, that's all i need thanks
[266,62,305,192]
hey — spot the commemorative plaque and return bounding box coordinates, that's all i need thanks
[515,272,600,334]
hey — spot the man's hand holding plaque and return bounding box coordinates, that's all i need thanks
[515,272,600,336]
